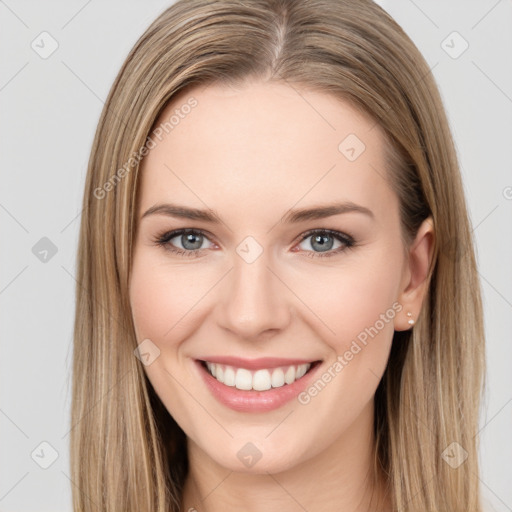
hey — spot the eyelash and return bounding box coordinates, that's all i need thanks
[153,228,356,259]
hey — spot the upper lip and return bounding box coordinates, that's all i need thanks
[197,356,319,370]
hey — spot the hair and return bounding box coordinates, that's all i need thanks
[70,0,486,510]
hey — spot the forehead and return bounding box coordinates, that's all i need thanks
[137,81,396,225]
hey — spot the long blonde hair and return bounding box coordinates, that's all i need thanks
[71,1,486,510]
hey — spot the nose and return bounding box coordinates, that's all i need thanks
[216,250,292,341]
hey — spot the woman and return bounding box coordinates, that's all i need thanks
[71,0,485,510]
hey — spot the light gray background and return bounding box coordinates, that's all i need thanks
[1,1,511,511]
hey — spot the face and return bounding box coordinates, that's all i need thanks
[129,81,419,474]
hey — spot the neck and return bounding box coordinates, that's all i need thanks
[179,399,391,512]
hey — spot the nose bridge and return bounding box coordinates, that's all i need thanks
[217,243,291,339]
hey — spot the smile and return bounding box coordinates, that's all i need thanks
[204,361,312,390]
[196,357,322,412]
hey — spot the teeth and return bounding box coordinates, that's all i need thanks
[271,368,285,387]
[253,369,272,391]
[204,362,312,391]
[284,365,296,384]
[235,368,252,390]
[206,361,215,377]
[296,364,308,379]
[224,366,236,387]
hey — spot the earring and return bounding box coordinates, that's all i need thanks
[407,312,415,326]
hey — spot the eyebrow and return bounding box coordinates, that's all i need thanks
[141,201,374,223]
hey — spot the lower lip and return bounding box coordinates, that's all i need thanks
[195,360,322,413]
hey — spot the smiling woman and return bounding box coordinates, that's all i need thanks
[71,1,485,512]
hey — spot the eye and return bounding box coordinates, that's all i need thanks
[153,228,215,257]
[295,229,355,258]
[153,228,355,259]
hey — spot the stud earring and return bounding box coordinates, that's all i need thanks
[407,312,415,326]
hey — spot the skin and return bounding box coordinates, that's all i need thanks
[129,80,434,512]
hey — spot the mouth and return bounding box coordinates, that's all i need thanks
[200,359,319,390]
[195,357,322,412]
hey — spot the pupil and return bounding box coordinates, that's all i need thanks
[312,234,333,252]
[183,233,202,250]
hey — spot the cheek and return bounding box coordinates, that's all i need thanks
[129,254,210,344]
[129,254,212,434]
[290,253,402,429]
[290,248,403,363]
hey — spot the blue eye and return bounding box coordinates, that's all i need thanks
[296,229,355,258]
[154,228,355,258]
[155,229,214,258]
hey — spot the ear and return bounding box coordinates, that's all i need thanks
[394,216,435,331]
